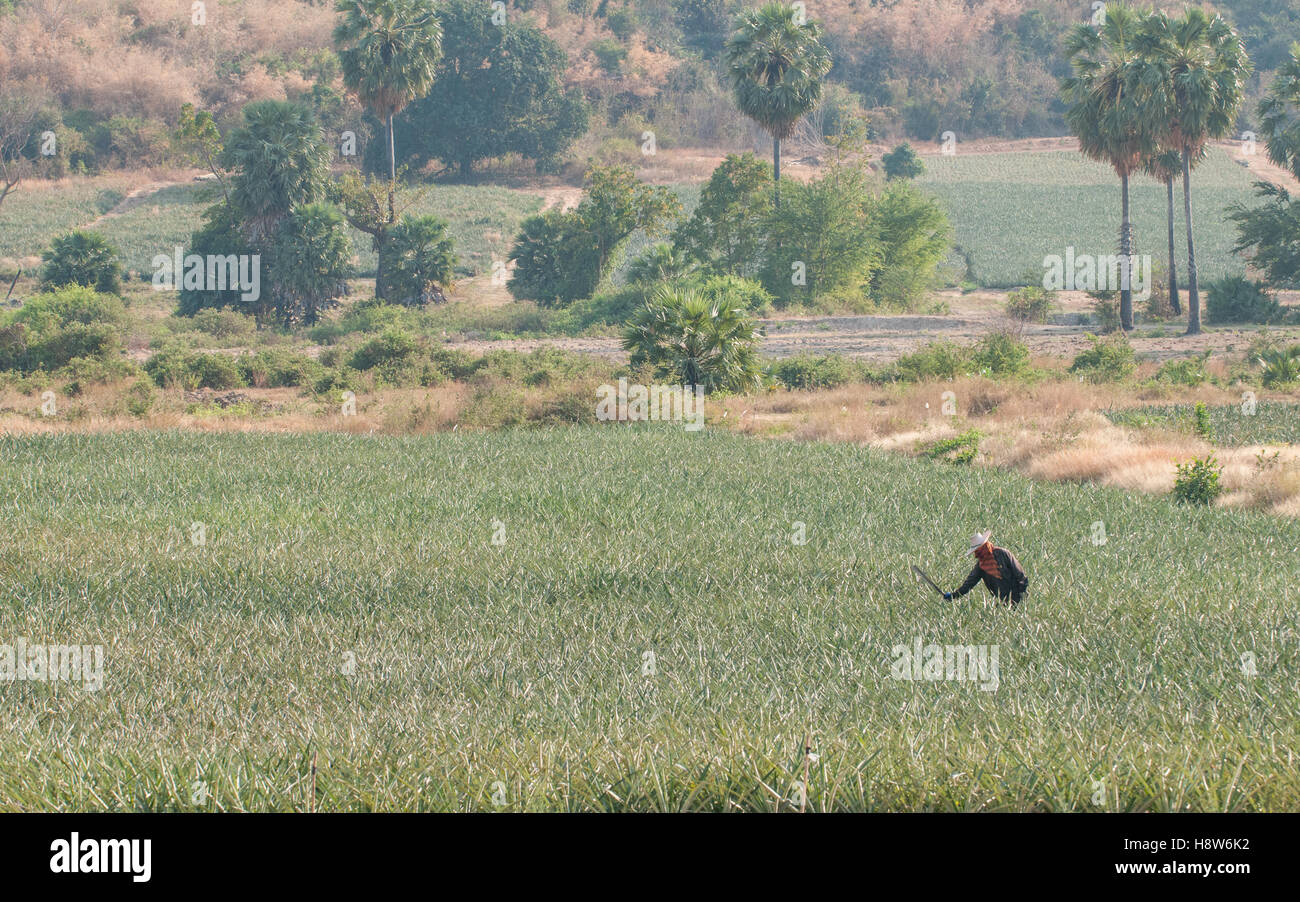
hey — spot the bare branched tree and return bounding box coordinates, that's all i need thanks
[0,95,38,212]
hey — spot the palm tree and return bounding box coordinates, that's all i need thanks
[1140,148,1184,315]
[221,101,332,242]
[1257,43,1300,180]
[1136,8,1251,335]
[626,243,689,286]
[725,3,831,210]
[334,0,442,184]
[622,284,764,393]
[1062,3,1158,332]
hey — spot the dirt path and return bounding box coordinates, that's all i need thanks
[82,170,205,230]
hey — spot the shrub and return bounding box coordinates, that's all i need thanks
[1192,401,1212,441]
[187,309,258,341]
[971,331,1031,377]
[881,143,925,181]
[1205,275,1281,325]
[919,429,981,465]
[15,286,129,333]
[144,346,245,390]
[623,284,763,393]
[1005,286,1051,323]
[39,231,124,294]
[348,328,420,372]
[590,39,627,75]
[125,378,155,417]
[384,215,457,307]
[0,323,27,372]
[237,348,326,388]
[894,341,971,382]
[869,181,951,309]
[1154,351,1211,387]
[185,352,245,390]
[696,274,773,316]
[1089,290,1121,334]
[1069,334,1135,383]
[1173,454,1223,506]
[30,322,122,371]
[1255,345,1300,387]
[770,354,867,390]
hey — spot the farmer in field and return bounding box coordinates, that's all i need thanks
[944,531,1029,607]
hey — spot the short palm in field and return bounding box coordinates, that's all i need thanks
[1,428,1296,811]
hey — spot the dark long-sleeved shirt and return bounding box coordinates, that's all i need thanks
[954,547,1028,605]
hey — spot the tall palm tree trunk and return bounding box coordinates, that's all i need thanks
[773,135,781,211]
[1119,174,1134,331]
[1182,149,1201,335]
[1165,178,1180,315]
[388,113,398,183]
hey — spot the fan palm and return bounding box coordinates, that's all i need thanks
[725,3,831,209]
[1062,3,1158,332]
[1135,8,1251,335]
[1257,43,1300,180]
[623,284,764,393]
[221,101,332,242]
[626,243,689,286]
[334,0,442,183]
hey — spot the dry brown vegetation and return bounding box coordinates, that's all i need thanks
[0,0,336,121]
[712,374,1300,516]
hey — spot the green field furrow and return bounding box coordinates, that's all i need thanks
[1,427,1296,811]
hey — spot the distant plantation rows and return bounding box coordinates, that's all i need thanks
[917,148,1259,289]
[2,427,1297,810]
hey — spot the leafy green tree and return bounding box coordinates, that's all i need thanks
[40,231,123,294]
[1229,182,1300,288]
[725,2,832,208]
[271,203,352,325]
[870,181,951,307]
[622,284,764,393]
[222,101,333,241]
[508,166,680,306]
[177,203,259,316]
[1062,3,1159,331]
[174,103,228,200]
[388,0,587,178]
[334,0,442,183]
[385,214,457,306]
[1232,44,1300,290]
[1136,8,1251,335]
[674,0,734,59]
[760,159,878,304]
[672,153,772,278]
[881,143,925,181]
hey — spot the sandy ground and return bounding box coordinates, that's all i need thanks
[446,288,1300,363]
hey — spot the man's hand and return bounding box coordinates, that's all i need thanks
[943,592,954,601]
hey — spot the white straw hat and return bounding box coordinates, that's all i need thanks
[965,530,993,555]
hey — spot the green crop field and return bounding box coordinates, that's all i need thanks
[917,148,1260,289]
[0,176,541,280]
[2,427,1296,811]
[1106,401,1300,446]
[0,176,136,267]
